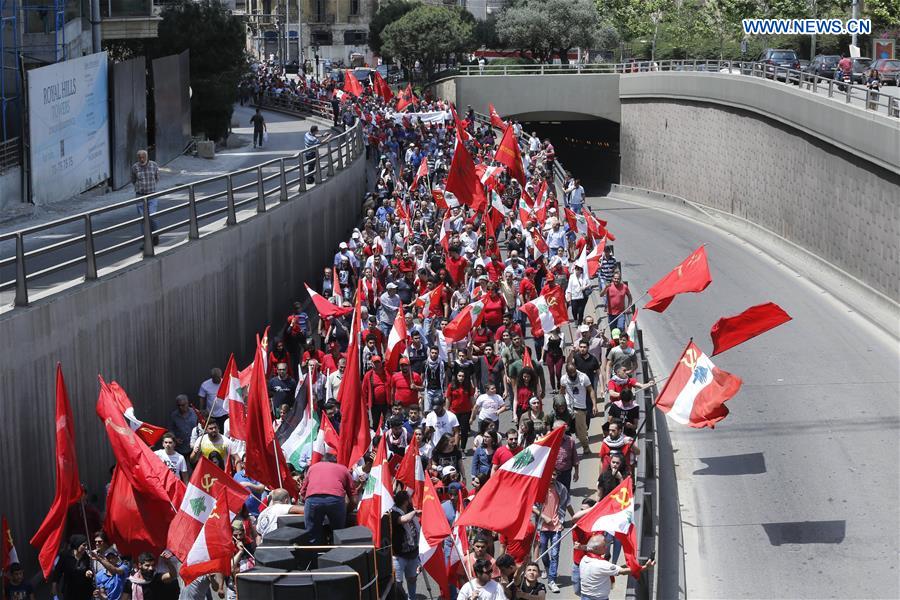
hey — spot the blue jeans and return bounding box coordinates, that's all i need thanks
[572,562,581,595]
[425,389,443,412]
[135,198,159,238]
[304,494,346,543]
[608,312,626,334]
[539,530,562,582]
[392,555,417,600]
[605,532,622,563]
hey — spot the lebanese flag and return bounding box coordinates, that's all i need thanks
[217,354,246,441]
[564,207,588,237]
[494,124,526,186]
[445,133,487,212]
[709,302,792,356]
[372,70,393,101]
[357,434,394,544]
[625,310,638,349]
[306,283,353,318]
[344,70,364,96]
[529,228,549,259]
[337,286,371,468]
[1,516,17,570]
[411,157,429,192]
[415,283,445,319]
[655,341,743,428]
[244,339,298,497]
[575,477,643,578]
[582,208,616,243]
[575,237,605,278]
[418,475,452,599]
[312,413,340,465]
[439,216,453,253]
[476,164,505,193]
[488,103,506,130]
[520,287,569,337]
[30,364,83,577]
[394,432,425,508]
[518,205,533,228]
[385,302,408,372]
[644,245,712,312]
[442,301,485,342]
[456,426,565,539]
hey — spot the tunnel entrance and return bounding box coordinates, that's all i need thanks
[522,120,620,196]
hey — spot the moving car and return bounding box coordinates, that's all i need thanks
[758,48,801,82]
[870,58,900,85]
[810,54,839,79]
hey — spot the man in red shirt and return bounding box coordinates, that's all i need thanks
[362,315,386,353]
[493,313,524,342]
[391,358,422,407]
[599,270,632,334]
[298,454,356,543]
[491,428,522,474]
[445,246,468,286]
[363,356,392,428]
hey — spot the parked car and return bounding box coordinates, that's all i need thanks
[870,58,900,85]
[810,54,839,79]
[850,57,872,84]
[757,48,801,82]
[798,59,811,73]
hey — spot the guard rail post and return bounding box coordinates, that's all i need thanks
[14,233,27,306]
[84,215,98,280]
[314,147,324,184]
[326,140,336,176]
[845,82,852,103]
[279,159,289,201]
[256,166,266,213]
[226,175,237,225]
[297,155,307,192]
[188,187,200,239]
[141,198,154,257]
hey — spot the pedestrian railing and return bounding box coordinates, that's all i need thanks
[455,60,900,119]
[259,91,334,121]
[0,121,364,308]
[0,137,20,174]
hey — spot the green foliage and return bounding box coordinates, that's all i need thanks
[497,0,604,62]
[865,0,900,28]
[369,0,421,58]
[381,5,476,79]
[491,56,538,65]
[474,15,502,49]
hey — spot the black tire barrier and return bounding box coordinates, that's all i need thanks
[318,546,378,600]
[235,565,361,600]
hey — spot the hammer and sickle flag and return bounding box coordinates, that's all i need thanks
[575,476,644,578]
[645,245,712,312]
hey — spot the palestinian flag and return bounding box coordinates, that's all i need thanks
[276,377,318,471]
[520,287,569,338]
[442,301,485,342]
[356,435,394,544]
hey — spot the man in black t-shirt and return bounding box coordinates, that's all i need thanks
[389,491,420,600]
[51,535,92,600]
[572,340,601,426]
[4,563,35,600]
[123,552,179,600]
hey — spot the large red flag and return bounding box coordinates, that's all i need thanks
[644,245,712,312]
[418,475,452,598]
[442,301,485,343]
[305,283,353,318]
[244,339,298,497]
[30,364,83,578]
[394,433,425,508]
[494,123,526,186]
[410,157,429,192]
[337,285,371,468]
[106,381,167,447]
[103,465,174,556]
[344,70,364,96]
[575,477,643,578]
[371,70,393,101]
[488,103,506,130]
[655,341,743,428]
[445,133,487,212]
[709,302,792,356]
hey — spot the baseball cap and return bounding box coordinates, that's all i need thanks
[370,355,382,363]
[578,324,590,333]
[442,466,457,477]
[611,328,622,338]
[387,282,398,290]
[399,357,410,365]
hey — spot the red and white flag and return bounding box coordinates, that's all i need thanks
[438,216,453,253]
[432,187,458,210]
[576,237,606,279]
[311,413,340,465]
[357,434,394,544]
[411,158,429,192]
[529,228,549,259]
[306,283,353,318]
[415,284,445,319]
[644,245,712,312]
[564,207,588,237]
[456,426,566,539]
[103,379,166,447]
[168,458,249,584]
[476,164,505,193]
[709,302,792,356]
[2,515,18,570]
[488,103,506,130]
[217,354,246,441]
[575,477,643,578]
[442,301,485,342]
[418,475,452,599]
[655,341,743,428]
[385,302,408,372]
[625,309,638,349]
[394,433,425,508]
[520,287,569,337]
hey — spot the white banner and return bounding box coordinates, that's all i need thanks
[28,52,110,205]
[390,110,451,125]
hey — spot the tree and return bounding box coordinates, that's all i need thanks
[369,0,421,59]
[865,0,900,28]
[381,5,476,80]
[155,0,247,142]
[474,15,502,50]
[497,0,603,63]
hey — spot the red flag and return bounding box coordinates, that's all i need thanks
[520,287,569,338]
[575,477,643,578]
[2,516,19,570]
[337,286,371,468]
[371,70,393,101]
[655,341,743,428]
[357,434,394,545]
[218,354,247,442]
[415,283,445,319]
[103,378,167,447]
[395,83,417,111]
[529,228,549,258]
[344,70,364,96]
[394,433,425,508]
[644,245,712,312]
[103,465,174,556]
[244,339,298,496]
[488,103,506,130]
[385,302,408,372]
[306,283,353,318]
[30,365,83,578]
[494,123,526,186]
[411,157,429,192]
[442,301,485,342]
[445,133,487,212]
[709,302,792,356]
[456,427,565,539]
[418,475,452,598]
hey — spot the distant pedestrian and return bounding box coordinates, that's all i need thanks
[250,108,266,148]
[304,125,325,184]
[131,149,160,247]
[331,95,340,127]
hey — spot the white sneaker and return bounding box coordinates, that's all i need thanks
[548,580,560,593]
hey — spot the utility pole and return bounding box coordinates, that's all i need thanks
[810,0,817,60]
[850,0,859,50]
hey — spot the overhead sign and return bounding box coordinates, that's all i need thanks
[27,52,110,205]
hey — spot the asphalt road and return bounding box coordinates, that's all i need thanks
[590,193,900,599]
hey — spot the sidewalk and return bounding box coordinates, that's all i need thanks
[0,103,332,233]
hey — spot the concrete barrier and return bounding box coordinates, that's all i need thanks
[0,150,367,566]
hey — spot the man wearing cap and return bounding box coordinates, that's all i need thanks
[334,242,359,270]
[363,355,392,427]
[392,357,423,407]
[378,283,402,338]
[605,331,638,381]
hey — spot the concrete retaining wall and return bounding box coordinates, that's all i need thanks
[619,99,899,301]
[0,154,367,563]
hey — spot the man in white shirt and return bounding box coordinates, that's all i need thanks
[568,178,585,212]
[155,433,189,483]
[545,219,567,253]
[424,397,460,446]
[457,558,506,600]
[198,368,228,430]
[326,358,346,402]
[255,488,304,543]
[579,535,655,600]
[566,264,592,326]
[560,363,595,454]
[470,383,507,433]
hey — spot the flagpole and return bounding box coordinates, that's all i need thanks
[416,557,435,600]
[533,523,578,564]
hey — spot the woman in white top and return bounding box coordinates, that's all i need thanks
[566,263,592,326]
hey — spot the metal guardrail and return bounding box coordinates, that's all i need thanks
[455,60,900,119]
[0,119,364,308]
[259,91,334,121]
[0,137,20,174]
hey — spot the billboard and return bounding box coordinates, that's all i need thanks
[27,52,110,205]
